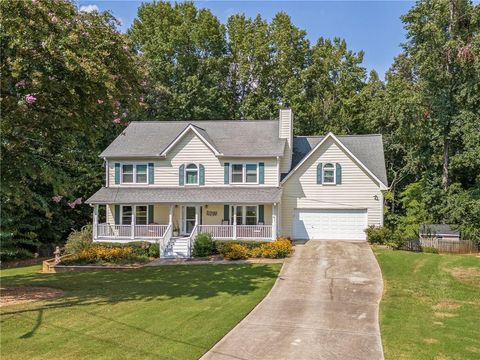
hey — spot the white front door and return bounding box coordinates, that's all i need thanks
[293,209,367,240]
[183,206,196,234]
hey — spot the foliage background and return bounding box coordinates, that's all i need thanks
[1,0,479,259]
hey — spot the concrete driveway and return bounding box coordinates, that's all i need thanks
[201,241,384,360]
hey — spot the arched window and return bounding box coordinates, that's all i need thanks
[185,163,198,185]
[322,163,335,184]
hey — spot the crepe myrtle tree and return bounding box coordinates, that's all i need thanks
[0,0,141,259]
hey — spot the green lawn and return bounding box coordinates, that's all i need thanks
[374,248,480,360]
[0,263,281,360]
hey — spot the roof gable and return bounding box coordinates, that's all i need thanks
[160,124,221,156]
[283,133,388,189]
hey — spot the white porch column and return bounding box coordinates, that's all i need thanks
[131,207,135,239]
[168,205,173,226]
[194,205,199,226]
[272,203,277,240]
[233,205,237,239]
[93,205,99,240]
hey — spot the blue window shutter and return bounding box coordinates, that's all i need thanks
[258,205,264,223]
[179,164,185,186]
[259,162,265,184]
[115,163,120,184]
[148,205,154,224]
[224,162,230,184]
[199,164,205,185]
[148,163,154,184]
[317,163,323,184]
[114,205,120,224]
[336,163,342,185]
[223,205,229,223]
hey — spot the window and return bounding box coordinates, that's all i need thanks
[245,206,257,225]
[185,163,198,185]
[121,205,132,224]
[136,165,147,183]
[231,163,258,184]
[122,165,134,183]
[231,164,243,183]
[323,163,335,184]
[122,164,148,184]
[136,205,148,225]
[245,164,258,183]
[231,206,243,225]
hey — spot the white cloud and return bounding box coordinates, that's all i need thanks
[79,4,99,13]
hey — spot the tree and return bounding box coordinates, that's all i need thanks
[0,0,140,258]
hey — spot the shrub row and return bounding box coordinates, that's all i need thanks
[61,245,150,265]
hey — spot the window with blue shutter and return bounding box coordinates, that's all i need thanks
[179,164,185,186]
[223,205,230,223]
[148,163,154,184]
[199,164,205,185]
[114,205,120,224]
[148,205,154,224]
[259,162,265,184]
[335,163,342,185]
[258,205,264,224]
[317,163,323,184]
[224,162,230,184]
[115,163,120,184]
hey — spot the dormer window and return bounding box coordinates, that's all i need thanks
[185,163,199,185]
[322,163,335,184]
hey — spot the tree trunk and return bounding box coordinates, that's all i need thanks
[442,134,449,191]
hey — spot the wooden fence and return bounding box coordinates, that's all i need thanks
[403,238,478,254]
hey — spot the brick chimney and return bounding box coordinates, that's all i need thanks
[278,108,293,174]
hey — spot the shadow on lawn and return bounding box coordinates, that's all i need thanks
[0,264,279,316]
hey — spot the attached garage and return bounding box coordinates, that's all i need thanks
[293,209,367,240]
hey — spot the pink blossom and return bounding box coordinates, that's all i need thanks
[52,195,63,203]
[97,99,104,104]
[122,112,128,118]
[115,101,121,108]
[15,80,26,88]
[112,118,121,124]
[25,94,36,104]
[140,96,145,102]
[68,197,82,209]
[74,197,82,205]
[32,0,38,4]
[68,202,76,209]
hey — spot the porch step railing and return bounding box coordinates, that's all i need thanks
[198,225,272,240]
[96,223,168,239]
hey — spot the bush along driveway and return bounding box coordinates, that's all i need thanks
[374,248,480,360]
[0,263,280,360]
[202,240,384,360]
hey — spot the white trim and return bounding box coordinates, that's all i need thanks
[160,124,221,156]
[281,132,388,190]
[120,162,149,185]
[230,162,259,185]
[184,163,199,186]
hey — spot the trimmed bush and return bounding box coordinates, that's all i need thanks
[148,243,160,257]
[94,241,156,257]
[65,225,92,254]
[214,240,266,254]
[250,238,293,259]
[192,233,214,257]
[62,245,149,265]
[365,226,392,245]
[222,243,249,260]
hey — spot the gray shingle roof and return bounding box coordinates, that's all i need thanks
[291,135,388,186]
[100,120,286,158]
[86,187,282,204]
[420,224,460,236]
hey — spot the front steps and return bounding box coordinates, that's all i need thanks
[162,236,190,258]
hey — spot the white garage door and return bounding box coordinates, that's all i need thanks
[293,209,367,240]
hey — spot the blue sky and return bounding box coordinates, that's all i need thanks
[77,1,416,78]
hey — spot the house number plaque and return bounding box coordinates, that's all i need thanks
[206,210,217,216]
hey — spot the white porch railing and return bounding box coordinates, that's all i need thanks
[96,223,168,240]
[198,225,272,240]
[187,224,199,257]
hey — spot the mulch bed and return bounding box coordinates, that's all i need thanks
[0,287,64,307]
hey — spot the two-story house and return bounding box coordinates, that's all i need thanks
[86,109,388,257]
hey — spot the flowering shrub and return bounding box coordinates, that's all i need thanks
[250,238,293,259]
[62,245,148,265]
[221,243,250,260]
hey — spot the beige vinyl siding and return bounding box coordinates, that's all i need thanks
[280,137,383,238]
[108,130,279,186]
[278,110,292,174]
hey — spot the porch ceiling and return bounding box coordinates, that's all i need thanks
[86,186,282,205]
